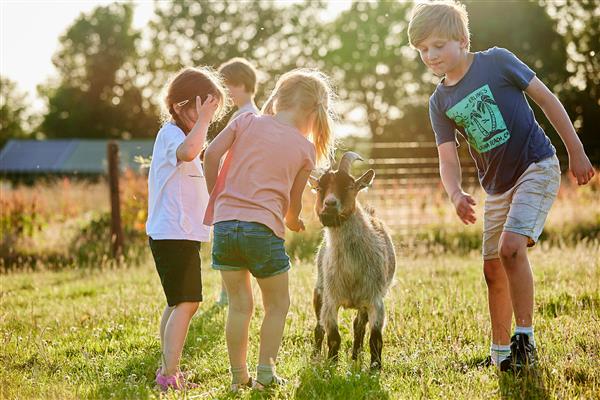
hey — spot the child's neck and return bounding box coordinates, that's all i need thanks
[274,110,310,137]
[444,52,474,86]
[234,93,254,108]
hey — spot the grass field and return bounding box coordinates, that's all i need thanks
[1,242,598,399]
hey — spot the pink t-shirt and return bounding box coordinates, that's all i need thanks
[204,113,316,238]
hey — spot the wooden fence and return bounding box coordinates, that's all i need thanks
[335,141,480,234]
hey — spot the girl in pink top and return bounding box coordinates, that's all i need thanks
[203,69,336,391]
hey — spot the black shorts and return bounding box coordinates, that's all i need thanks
[149,238,203,307]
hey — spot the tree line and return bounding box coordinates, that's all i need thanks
[1,0,598,162]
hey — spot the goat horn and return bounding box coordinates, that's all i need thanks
[337,151,363,174]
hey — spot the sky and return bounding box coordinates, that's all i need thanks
[0,0,155,110]
[0,0,351,112]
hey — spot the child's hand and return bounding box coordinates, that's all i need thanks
[569,151,595,185]
[285,217,305,232]
[451,190,477,225]
[195,94,219,125]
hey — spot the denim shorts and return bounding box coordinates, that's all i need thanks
[211,220,291,278]
[483,155,561,260]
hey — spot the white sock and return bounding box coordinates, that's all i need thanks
[490,343,511,367]
[256,364,275,385]
[230,365,248,384]
[515,325,535,347]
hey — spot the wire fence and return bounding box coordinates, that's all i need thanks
[332,141,479,233]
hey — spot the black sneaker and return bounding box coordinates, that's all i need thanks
[500,333,537,372]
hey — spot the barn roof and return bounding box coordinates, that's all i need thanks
[0,139,154,174]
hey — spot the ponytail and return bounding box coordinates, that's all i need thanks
[262,69,337,168]
[312,102,336,169]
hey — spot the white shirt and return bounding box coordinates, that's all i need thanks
[231,101,259,120]
[146,122,210,241]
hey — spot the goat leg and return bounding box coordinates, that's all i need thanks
[369,327,383,370]
[313,288,325,355]
[326,325,341,362]
[352,309,368,360]
[368,300,385,370]
[321,302,341,362]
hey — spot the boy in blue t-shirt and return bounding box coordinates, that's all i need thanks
[408,0,595,371]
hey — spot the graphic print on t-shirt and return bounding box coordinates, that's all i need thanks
[446,84,510,153]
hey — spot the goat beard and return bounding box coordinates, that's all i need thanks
[318,212,348,227]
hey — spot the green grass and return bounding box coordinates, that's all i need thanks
[1,243,599,399]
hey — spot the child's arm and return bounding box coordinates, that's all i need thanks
[438,142,477,225]
[176,95,219,162]
[285,169,311,232]
[203,125,236,194]
[525,77,595,185]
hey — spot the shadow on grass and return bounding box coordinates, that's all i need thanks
[498,367,550,400]
[461,354,492,371]
[461,354,550,399]
[88,303,225,399]
[294,360,390,400]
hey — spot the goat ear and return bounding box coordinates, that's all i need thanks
[308,175,320,193]
[355,169,375,191]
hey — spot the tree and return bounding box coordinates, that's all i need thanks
[143,0,327,139]
[0,76,34,148]
[321,1,429,144]
[318,0,593,162]
[545,0,600,163]
[40,3,158,139]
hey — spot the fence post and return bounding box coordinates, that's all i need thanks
[107,141,124,258]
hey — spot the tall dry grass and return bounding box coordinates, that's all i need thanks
[1,172,598,269]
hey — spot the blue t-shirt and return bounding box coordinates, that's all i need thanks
[429,47,555,194]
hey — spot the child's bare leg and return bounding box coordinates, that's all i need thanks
[256,272,290,366]
[160,305,175,368]
[483,258,513,344]
[499,232,533,327]
[217,278,229,305]
[162,301,199,376]
[221,270,253,384]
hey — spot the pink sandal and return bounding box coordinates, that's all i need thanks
[155,368,199,392]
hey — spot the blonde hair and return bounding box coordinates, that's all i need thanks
[261,68,336,168]
[161,67,230,131]
[408,0,470,50]
[219,57,258,95]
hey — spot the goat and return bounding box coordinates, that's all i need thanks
[309,151,396,369]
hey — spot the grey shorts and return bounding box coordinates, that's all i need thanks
[482,155,561,260]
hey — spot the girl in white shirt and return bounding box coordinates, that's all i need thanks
[146,67,228,391]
